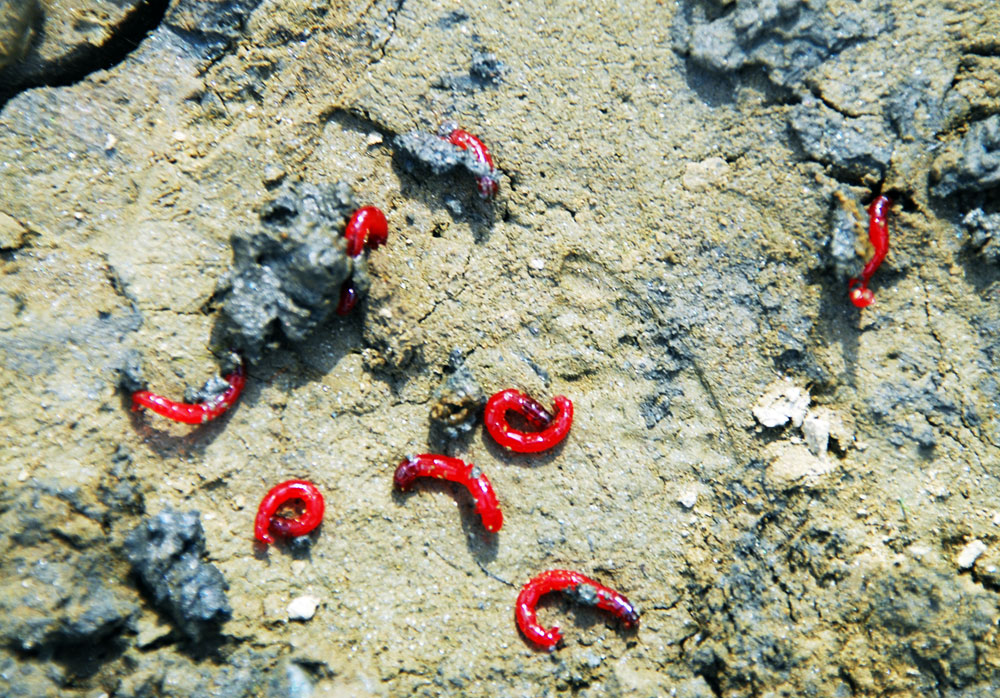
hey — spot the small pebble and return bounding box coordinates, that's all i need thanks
[956,540,987,570]
[752,380,810,428]
[287,595,320,621]
[678,490,698,509]
[801,412,830,456]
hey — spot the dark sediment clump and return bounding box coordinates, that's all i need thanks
[672,0,892,91]
[115,648,315,698]
[962,208,1000,264]
[124,508,231,642]
[164,0,266,59]
[0,486,139,694]
[0,547,137,654]
[432,49,507,91]
[428,350,485,445]
[394,128,495,185]
[931,114,1000,198]
[789,98,893,183]
[211,180,366,363]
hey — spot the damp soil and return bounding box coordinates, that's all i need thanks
[1,0,1000,696]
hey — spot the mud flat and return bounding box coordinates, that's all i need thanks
[2,1,999,696]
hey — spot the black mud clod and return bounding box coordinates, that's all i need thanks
[211,180,367,363]
[124,508,232,642]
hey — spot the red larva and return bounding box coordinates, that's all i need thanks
[393,453,503,533]
[444,127,499,199]
[130,358,246,425]
[484,389,573,453]
[254,479,326,545]
[338,206,388,314]
[515,569,640,650]
[848,195,891,309]
[335,280,358,316]
[343,206,389,257]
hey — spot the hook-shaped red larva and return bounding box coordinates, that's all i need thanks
[393,453,503,533]
[848,195,891,309]
[442,127,500,199]
[131,357,246,425]
[484,389,573,453]
[515,569,639,650]
[343,206,389,257]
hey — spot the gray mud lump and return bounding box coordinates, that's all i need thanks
[932,114,1000,197]
[394,128,495,180]
[124,508,231,641]
[213,180,368,362]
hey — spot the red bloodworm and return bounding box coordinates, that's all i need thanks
[130,358,246,425]
[515,569,640,651]
[848,195,891,309]
[344,206,388,257]
[335,280,358,315]
[254,479,325,545]
[444,127,500,199]
[393,453,503,533]
[484,389,573,453]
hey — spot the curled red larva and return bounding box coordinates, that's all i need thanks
[131,357,246,425]
[483,389,573,453]
[254,479,325,545]
[344,206,389,257]
[442,127,499,199]
[515,569,639,650]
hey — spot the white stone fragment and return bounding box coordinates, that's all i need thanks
[287,595,320,621]
[801,411,830,456]
[957,540,987,570]
[752,380,810,428]
[678,490,698,509]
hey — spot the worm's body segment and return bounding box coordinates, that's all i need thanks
[484,389,573,453]
[335,281,358,315]
[344,206,389,257]
[254,480,326,545]
[515,569,639,651]
[338,206,388,314]
[849,195,891,309]
[445,128,499,199]
[131,359,246,425]
[394,453,503,532]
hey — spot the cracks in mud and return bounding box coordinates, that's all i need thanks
[0,0,170,110]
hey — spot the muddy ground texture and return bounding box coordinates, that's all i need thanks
[2,0,1000,696]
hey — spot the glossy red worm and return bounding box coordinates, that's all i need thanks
[344,206,389,257]
[338,206,387,314]
[335,280,358,316]
[130,358,246,425]
[254,479,325,545]
[848,195,891,309]
[515,569,640,650]
[393,453,503,532]
[444,127,499,199]
[484,389,573,453]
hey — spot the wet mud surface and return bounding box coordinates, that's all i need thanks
[1,0,999,696]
